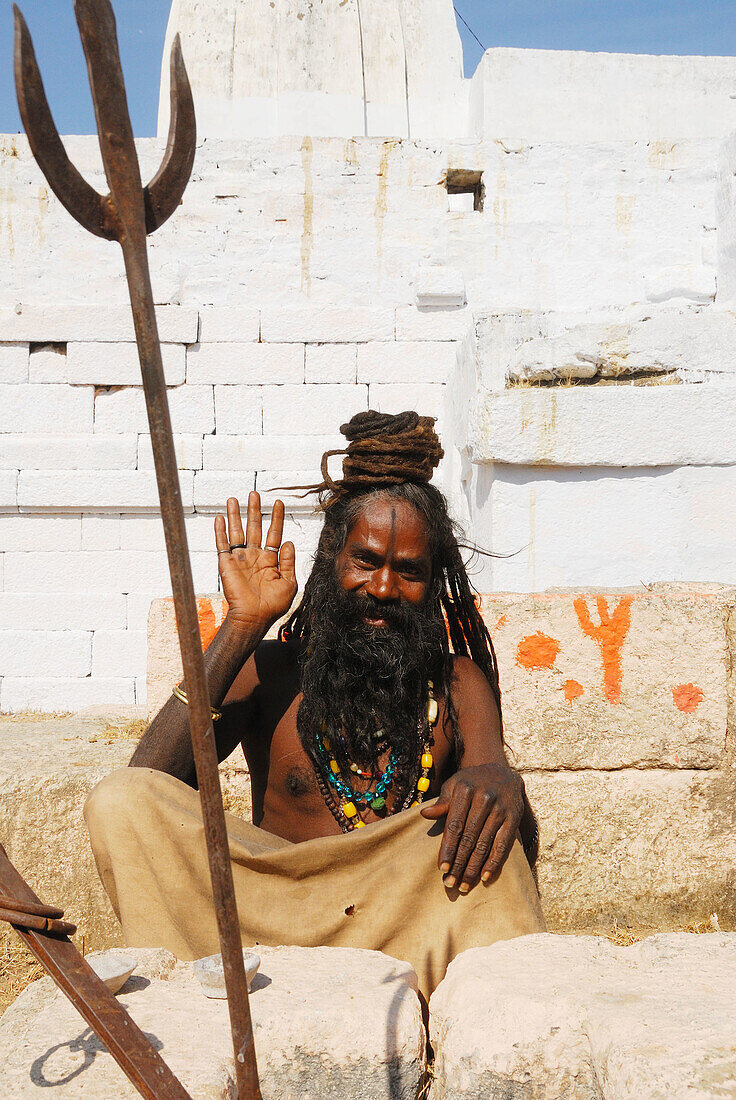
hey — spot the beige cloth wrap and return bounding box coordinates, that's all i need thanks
[85,767,545,1000]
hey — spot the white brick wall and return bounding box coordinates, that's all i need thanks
[94,385,215,434]
[67,343,186,386]
[0,384,93,433]
[187,343,304,385]
[262,383,368,434]
[0,344,28,383]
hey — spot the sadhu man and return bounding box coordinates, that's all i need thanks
[86,411,544,1000]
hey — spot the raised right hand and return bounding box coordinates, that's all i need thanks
[214,492,298,634]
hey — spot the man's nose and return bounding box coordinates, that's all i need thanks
[367,565,400,601]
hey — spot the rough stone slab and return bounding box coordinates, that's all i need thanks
[0,305,198,344]
[526,769,736,932]
[478,385,736,468]
[1,946,425,1099]
[429,932,736,1099]
[482,587,731,769]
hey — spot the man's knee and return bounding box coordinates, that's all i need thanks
[84,767,162,839]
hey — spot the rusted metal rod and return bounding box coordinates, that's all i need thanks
[0,846,192,1100]
[13,3,261,1096]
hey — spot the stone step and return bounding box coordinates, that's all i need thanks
[0,945,426,1099]
[429,931,736,1099]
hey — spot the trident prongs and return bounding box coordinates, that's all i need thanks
[14,3,261,1099]
[13,3,195,239]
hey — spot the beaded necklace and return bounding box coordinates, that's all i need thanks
[314,680,440,833]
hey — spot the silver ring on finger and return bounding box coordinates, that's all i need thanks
[217,549,232,556]
[264,544,280,553]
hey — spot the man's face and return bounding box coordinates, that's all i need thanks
[334,496,432,628]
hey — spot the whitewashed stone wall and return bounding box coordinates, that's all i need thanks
[3,43,736,709]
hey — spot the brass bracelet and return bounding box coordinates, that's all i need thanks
[172,683,222,722]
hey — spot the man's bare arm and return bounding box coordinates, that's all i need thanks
[421,657,525,893]
[130,492,298,783]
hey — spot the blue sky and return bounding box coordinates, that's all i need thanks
[3,1,736,137]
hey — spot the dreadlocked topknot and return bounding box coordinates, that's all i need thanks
[280,410,502,720]
[311,409,444,502]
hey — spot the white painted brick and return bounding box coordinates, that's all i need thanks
[119,513,217,553]
[126,592,157,632]
[92,630,147,678]
[1,677,135,711]
[18,471,194,513]
[0,592,125,631]
[67,343,186,386]
[415,265,466,308]
[256,470,319,510]
[137,434,203,470]
[135,677,148,705]
[81,515,121,549]
[357,341,458,383]
[198,306,260,342]
[187,342,304,385]
[0,384,93,433]
[94,386,214,434]
[395,306,473,341]
[213,386,263,435]
[0,471,17,512]
[203,434,338,472]
[193,471,257,512]
[29,345,65,383]
[0,305,198,343]
[261,307,394,343]
[305,344,357,383]
[2,550,213,593]
[262,384,368,435]
[0,630,91,677]
[368,383,447,421]
[0,435,137,470]
[0,515,81,551]
[0,343,28,383]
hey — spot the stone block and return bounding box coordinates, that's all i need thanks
[188,342,304,384]
[0,384,93,434]
[0,631,91,678]
[526,768,736,931]
[92,631,148,679]
[305,343,357,383]
[261,306,394,343]
[478,386,736,467]
[94,385,214,435]
[28,345,64,383]
[3,550,200,594]
[1,945,425,1099]
[429,932,736,1099]
[17,470,194,513]
[0,592,126,631]
[0,678,136,711]
[0,470,17,511]
[193,471,257,511]
[414,265,466,308]
[481,588,730,769]
[66,343,186,386]
[198,305,260,342]
[262,383,368,434]
[369,383,446,424]
[0,714,131,951]
[212,385,263,434]
[357,341,457,383]
[0,342,28,383]
[395,306,473,341]
[147,595,228,715]
[0,515,82,552]
[0,304,198,343]
[81,515,121,549]
[0,434,137,471]
[203,433,338,472]
[137,433,203,471]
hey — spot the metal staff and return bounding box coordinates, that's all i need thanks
[13,3,261,1096]
[0,845,191,1099]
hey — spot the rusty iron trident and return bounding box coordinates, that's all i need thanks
[13,2,261,1097]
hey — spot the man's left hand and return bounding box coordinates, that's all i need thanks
[420,763,525,893]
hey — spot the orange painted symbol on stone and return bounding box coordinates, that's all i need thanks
[516,632,561,670]
[196,597,220,651]
[563,679,584,704]
[672,683,704,713]
[573,595,633,705]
